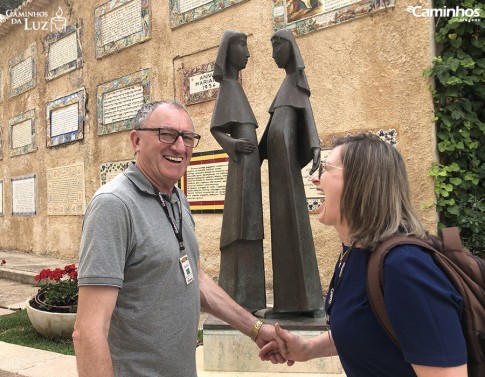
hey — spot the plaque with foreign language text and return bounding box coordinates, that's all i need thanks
[8,43,36,98]
[44,21,83,81]
[272,0,395,36]
[169,0,248,28]
[8,110,37,157]
[12,175,36,216]
[46,89,86,147]
[183,62,220,105]
[179,150,228,213]
[94,0,151,59]
[96,69,150,135]
[0,180,3,216]
[47,163,86,216]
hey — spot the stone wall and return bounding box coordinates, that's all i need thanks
[0,0,437,290]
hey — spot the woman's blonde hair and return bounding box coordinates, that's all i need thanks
[335,133,427,249]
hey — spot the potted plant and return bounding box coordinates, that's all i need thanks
[25,264,78,339]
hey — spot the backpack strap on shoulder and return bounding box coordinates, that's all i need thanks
[367,236,437,348]
[441,227,463,252]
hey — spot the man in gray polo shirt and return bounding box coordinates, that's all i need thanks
[73,100,279,377]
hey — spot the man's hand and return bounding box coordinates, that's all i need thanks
[255,323,289,364]
[259,323,314,365]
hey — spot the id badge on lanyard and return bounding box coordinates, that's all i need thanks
[157,190,194,285]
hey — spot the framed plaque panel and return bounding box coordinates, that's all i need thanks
[47,163,86,215]
[183,62,219,105]
[96,68,150,135]
[94,0,151,59]
[8,109,37,157]
[179,150,228,213]
[0,179,4,216]
[100,159,133,185]
[272,0,395,36]
[44,21,83,81]
[8,43,36,98]
[169,0,248,28]
[12,175,36,216]
[46,89,86,147]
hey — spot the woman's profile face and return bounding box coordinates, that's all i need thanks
[311,146,345,227]
[227,35,250,70]
[271,37,293,68]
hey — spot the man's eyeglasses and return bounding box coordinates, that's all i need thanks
[136,127,201,148]
[318,162,343,177]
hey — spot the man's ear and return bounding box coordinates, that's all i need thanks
[130,130,141,154]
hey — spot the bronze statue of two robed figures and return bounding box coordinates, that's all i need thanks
[211,29,323,319]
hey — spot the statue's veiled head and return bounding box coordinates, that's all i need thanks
[271,29,309,94]
[213,30,249,82]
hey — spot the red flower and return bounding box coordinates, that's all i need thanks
[33,264,78,312]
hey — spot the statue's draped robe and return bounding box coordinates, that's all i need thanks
[211,79,266,312]
[259,72,323,313]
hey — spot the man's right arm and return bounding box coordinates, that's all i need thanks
[73,286,119,377]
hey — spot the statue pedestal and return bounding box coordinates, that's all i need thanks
[202,315,343,374]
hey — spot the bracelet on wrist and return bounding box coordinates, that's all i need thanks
[250,319,264,342]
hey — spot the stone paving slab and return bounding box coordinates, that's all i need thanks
[0,342,77,377]
[0,279,38,309]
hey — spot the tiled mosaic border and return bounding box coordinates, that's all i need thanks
[272,0,395,36]
[11,174,36,216]
[320,128,398,149]
[183,61,219,105]
[8,109,37,157]
[96,68,151,135]
[44,21,83,81]
[100,159,133,185]
[94,0,151,59]
[46,88,86,147]
[169,0,248,28]
[8,43,37,98]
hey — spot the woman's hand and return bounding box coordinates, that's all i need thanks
[259,323,312,365]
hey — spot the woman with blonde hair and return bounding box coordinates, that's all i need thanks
[260,133,467,377]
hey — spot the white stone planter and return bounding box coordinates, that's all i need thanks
[25,298,76,339]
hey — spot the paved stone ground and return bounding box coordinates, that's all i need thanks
[0,279,38,314]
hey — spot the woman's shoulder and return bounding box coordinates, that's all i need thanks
[384,243,435,271]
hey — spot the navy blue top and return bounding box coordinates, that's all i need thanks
[325,244,467,377]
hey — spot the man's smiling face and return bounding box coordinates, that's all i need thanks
[131,103,194,194]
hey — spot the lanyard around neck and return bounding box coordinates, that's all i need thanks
[155,188,185,253]
[326,244,354,319]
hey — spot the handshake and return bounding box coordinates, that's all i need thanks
[258,323,337,366]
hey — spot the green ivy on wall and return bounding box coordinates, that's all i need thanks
[426,0,485,257]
